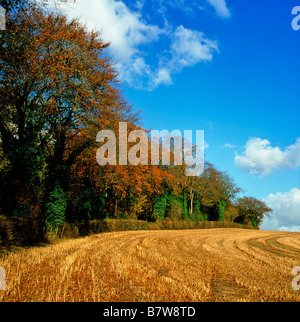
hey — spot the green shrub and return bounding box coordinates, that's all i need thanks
[217,199,226,222]
[57,219,258,240]
[182,193,188,220]
[153,196,167,221]
[45,185,68,232]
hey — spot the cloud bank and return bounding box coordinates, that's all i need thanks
[261,188,300,232]
[234,137,300,175]
[50,0,228,90]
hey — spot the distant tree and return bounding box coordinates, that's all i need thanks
[199,162,241,221]
[235,197,272,227]
[224,201,239,222]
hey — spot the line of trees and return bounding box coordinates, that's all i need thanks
[0,2,272,245]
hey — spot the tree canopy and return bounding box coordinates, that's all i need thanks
[0,3,272,244]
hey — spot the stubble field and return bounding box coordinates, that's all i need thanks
[0,228,300,302]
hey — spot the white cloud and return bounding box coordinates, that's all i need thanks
[261,188,300,232]
[52,0,165,88]
[234,137,300,175]
[170,25,219,68]
[153,0,231,18]
[119,56,151,87]
[152,68,173,87]
[116,24,219,89]
[49,0,220,89]
[62,0,163,62]
[206,0,231,18]
[135,0,146,11]
[223,143,235,148]
[151,25,219,88]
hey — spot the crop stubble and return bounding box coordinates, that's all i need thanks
[0,229,299,302]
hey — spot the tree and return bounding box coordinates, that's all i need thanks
[235,196,272,227]
[0,0,27,11]
[0,0,76,11]
[216,199,226,222]
[200,162,241,221]
[69,119,177,222]
[182,192,188,220]
[153,196,167,221]
[194,197,202,222]
[0,4,137,232]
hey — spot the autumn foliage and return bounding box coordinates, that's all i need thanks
[0,3,272,246]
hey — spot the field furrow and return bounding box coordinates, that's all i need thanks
[0,229,299,302]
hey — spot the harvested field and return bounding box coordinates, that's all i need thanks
[0,228,300,302]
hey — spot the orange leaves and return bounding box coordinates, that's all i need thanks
[2,4,121,132]
[69,117,179,209]
[1,4,244,225]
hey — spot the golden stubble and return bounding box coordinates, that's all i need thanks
[0,229,299,302]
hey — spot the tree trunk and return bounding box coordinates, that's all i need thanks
[114,198,118,217]
[189,189,194,215]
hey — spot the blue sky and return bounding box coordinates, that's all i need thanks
[56,0,300,231]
